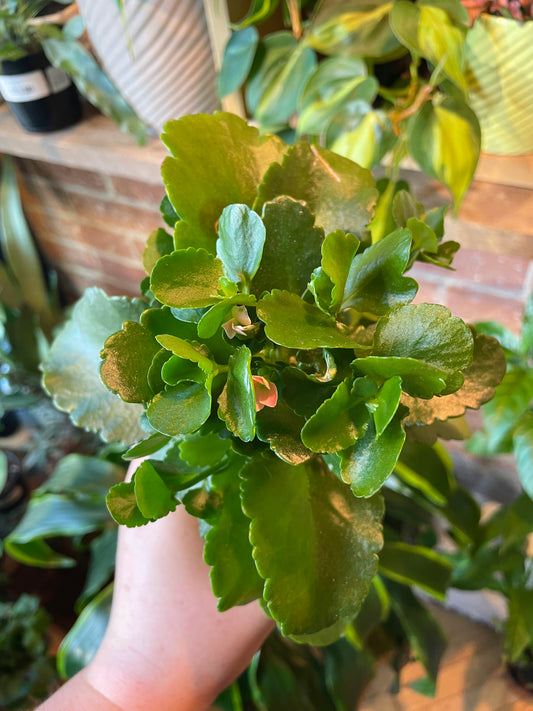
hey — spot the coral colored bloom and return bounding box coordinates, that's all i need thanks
[252,375,278,412]
[222,306,253,339]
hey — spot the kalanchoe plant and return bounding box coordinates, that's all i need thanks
[219,0,481,209]
[42,112,505,644]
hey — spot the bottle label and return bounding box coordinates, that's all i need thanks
[0,70,50,102]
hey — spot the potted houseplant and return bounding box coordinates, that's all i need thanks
[0,1,147,141]
[462,0,533,155]
[218,0,481,210]
[40,112,505,661]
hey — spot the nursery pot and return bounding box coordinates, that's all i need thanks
[465,15,533,155]
[76,0,217,134]
[0,50,81,133]
[507,647,533,695]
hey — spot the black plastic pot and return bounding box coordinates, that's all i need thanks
[507,647,533,694]
[0,50,81,132]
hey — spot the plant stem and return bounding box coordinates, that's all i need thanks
[287,0,303,39]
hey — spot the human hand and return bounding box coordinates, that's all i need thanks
[38,460,274,711]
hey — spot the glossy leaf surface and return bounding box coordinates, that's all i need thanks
[151,248,224,308]
[216,203,265,287]
[218,346,255,441]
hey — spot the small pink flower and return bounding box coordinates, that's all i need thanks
[222,306,254,339]
[252,375,278,412]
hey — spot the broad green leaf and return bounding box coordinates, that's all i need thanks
[301,379,373,454]
[330,109,395,170]
[179,432,232,468]
[364,303,473,393]
[79,528,118,606]
[255,141,377,238]
[387,580,446,683]
[231,0,280,29]
[100,321,161,403]
[505,588,533,663]
[217,204,266,287]
[106,481,149,527]
[134,460,177,520]
[368,178,409,244]
[156,334,216,375]
[0,155,54,329]
[379,542,452,600]
[197,294,257,340]
[340,412,405,496]
[308,0,399,58]
[42,37,147,144]
[147,382,212,436]
[151,248,225,308]
[258,290,365,349]
[4,539,75,569]
[256,400,313,465]
[6,495,109,543]
[252,197,324,297]
[42,287,146,445]
[468,367,533,455]
[320,230,360,314]
[160,195,180,229]
[218,27,259,98]
[36,454,124,500]
[123,433,172,460]
[282,367,336,418]
[392,189,423,226]
[475,320,520,355]
[513,412,533,500]
[328,229,417,316]
[218,346,256,441]
[248,35,317,127]
[403,330,506,425]
[408,95,480,210]
[323,639,375,711]
[390,2,467,90]
[57,583,113,680]
[142,228,173,274]
[241,455,384,638]
[442,486,481,543]
[394,440,454,505]
[204,470,264,611]
[370,376,403,436]
[161,113,285,252]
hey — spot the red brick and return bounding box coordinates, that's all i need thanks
[458,181,533,237]
[451,248,528,292]
[38,237,102,273]
[412,277,447,306]
[16,157,108,193]
[445,287,524,333]
[110,175,165,206]
[66,268,142,299]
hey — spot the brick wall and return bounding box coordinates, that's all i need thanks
[17,156,533,334]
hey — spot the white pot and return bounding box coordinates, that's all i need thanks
[77,0,218,134]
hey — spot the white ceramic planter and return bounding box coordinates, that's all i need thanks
[77,0,218,134]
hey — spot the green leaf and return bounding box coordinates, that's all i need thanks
[134,461,177,520]
[255,141,378,238]
[123,433,172,460]
[505,588,533,663]
[197,294,257,339]
[340,411,405,496]
[147,382,212,437]
[513,412,533,500]
[330,108,395,171]
[323,639,375,711]
[57,583,113,680]
[156,334,216,375]
[258,290,365,349]
[241,455,384,638]
[142,228,174,274]
[42,37,147,144]
[247,34,317,127]
[408,95,480,210]
[320,230,359,313]
[106,481,150,527]
[393,440,454,506]
[6,495,109,543]
[390,1,467,90]
[100,321,162,403]
[218,27,259,98]
[179,432,232,468]
[218,346,256,441]
[379,542,452,600]
[42,287,146,445]
[231,0,280,29]
[468,367,533,455]
[356,303,473,397]
[0,155,54,330]
[160,195,180,229]
[403,329,506,426]
[301,379,373,454]
[387,580,446,683]
[4,539,75,569]
[252,197,324,297]
[79,528,118,606]
[161,113,285,252]
[204,470,265,611]
[327,228,417,315]
[256,400,312,465]
[308,0,399,57]
[372,376,403,436]
[36,454,124,501]
[217,204,266,287]
[151,248,225,308]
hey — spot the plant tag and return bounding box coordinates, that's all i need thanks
[45,66,71,94]
[0,70,50,102]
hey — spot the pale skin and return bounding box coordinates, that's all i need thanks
[37,461,274,711]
